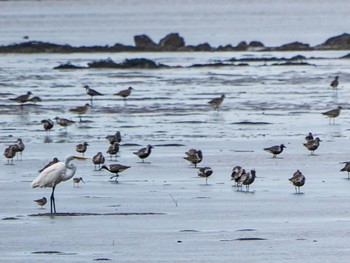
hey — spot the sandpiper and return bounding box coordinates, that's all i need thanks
[340,162,350,179]
[208,94,225,111]
[92,152,105,169]
[330,76,339,90]
[198,167,213,185]
[231,166,245,187]
[183,149,203,168]
[114,87,134,101]
[76,142,89,156]
[133,144,154,163]
[34,197,47,209]
[54,117,75,132]
[41,119,54,134]
[11,138,25,160]
[28,96,42,104]
[239,170,256,192]
[69,103,90,122]
[322,106,342,124]
[100,164,130,182]
[107,142,119,160]
[38,157,59,172]
[106,131,122,144]
[303,137,321,155]
[3,146,16,165]
[305,132,314,142]
[289,170,306,194]
[84,85,103,106]
[73,177,85,187]
[10,91,32,107]
[264,144,286,158]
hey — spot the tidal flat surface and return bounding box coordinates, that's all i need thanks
[1,51,350,262]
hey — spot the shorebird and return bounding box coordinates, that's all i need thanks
[340,162,350,179]
[11,138,25,160]
[31,155,87,214]
[54,117,75,132]
[73,177,85,187]
[107,142,119,160]
[114,87,133,101]
[39,157,59,172]
[303,137,321,155]
[239,170,256,192]
[330,76,339,90]
[28,96,42,104]
[76,142,89,156]
[208,94,225,111]
[183,149,203,168]
[289,170,306,194]
[92,152,105,169]
[198,167,213,185]
[264,144,286,158]
[84,85,103,106]
[3,146,16,165]
[231,166,245,187]
[133,145,154,163]
[100,164,130,182]
[41,119,54,134]
[10,91,32,108]
[69,103,90,122]
[106,131,122,144]
[322,106,342,124]
[305,132,314,142]
[34,197,47,209]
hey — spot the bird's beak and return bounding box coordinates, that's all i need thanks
[81,178,85,183]
[74,156,88,160]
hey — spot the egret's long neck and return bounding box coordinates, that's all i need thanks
[63,159,77,181]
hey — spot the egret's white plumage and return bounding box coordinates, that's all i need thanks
[31,155,86,213]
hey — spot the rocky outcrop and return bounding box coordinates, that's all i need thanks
[158,33,185,51]
[316,33,350,50]
[274,42,311,51]
[87,58,167,69]
[134,35,159,51]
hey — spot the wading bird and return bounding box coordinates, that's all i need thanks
[92,152,105,169]
[208,94,225,111]
[10,91,32,108]
[289,170,306,194]
[41,119,54,135]
[69,103,90,122]
[239,169,256,192]
[73,177,85,187]
[305,132,314,142]
[303,137,321,155]
[34,197,47,209]
[31,155,86,214]
[133,145,154,163]
[231,166,245,187]
[84,85,103,106]
[107,142,119,160]
[100,164,130,182]
[54,117,75,132]
[198,167,213,185]
[106,131,122,144]
[114,87,133,101]
[330,76,339,90]
[264,144,286,158]
[322,106,342,124]
[76,142,89,156]
[340,162,350,179]
[183,149,203,168]
[11,138,25,160]
[3,146,16,165]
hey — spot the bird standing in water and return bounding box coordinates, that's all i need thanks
[114,87,134,101]
[330,76,339,90]
[264,144,286,158]
[54,117,75,132]
[41,119,54,135]
[208,94,225,111]
[84,85,103,106]
[73,177,85,187]
[100,164,130,182]
[76,142,89,156]
[92,152,105,169]
[69,103,90,122]
[289,170,306,194]
[183,149,203,168]
[31,155,86,214]
[34,197,47,209]
[10,91,32,108]
[133,145,154,163]
[198,167,213,185]
[322,106,342,124]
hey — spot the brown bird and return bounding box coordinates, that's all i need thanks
[107,142,119,160]
[330,76,339,89]
[305,132,314,142]
[198,167,213,185]
[106,131,122,145]
[4,146,16,165]
[73,177,85,187]
[76,142,89,156]
[322,106,342,124]
[340,162,350,179]
[10,91,32,107]
[69,103,90,122]
[41,119,54,134]
[303,137,321,155]
[92,152,105,169]
[10,138,25,160]
[54,117,75,132]
[289,170,305,194]
[114,87,134,100]
[264,144,286,158]
[208,94,225,111]
[28,96,42,104]
[133,145,154,163]
[84,85,103,106]
[100,164,130,182]
[231,166,245,187]
[183,149,203,168]
[34,197,47,209]
[38,157,59,172]
[239,170,256,192]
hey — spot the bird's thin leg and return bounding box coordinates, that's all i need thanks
[205,177,208,185]
[50,186,56,214]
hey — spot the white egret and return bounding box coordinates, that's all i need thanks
[31,155,86,214]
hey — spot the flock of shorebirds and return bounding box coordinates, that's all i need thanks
[4,75,347,213]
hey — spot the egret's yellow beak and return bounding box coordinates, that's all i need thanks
[73,156,88,160]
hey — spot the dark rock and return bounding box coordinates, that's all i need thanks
[341,53,350,59]
[0,41,76,53]
[316,33,350,50]
[54,62,86,69]
[193,43,212,51]
[248,41,265,50]
[134,34,159,51]
[235,41,248,51]
[87,58,166,69]
[159,33,185,51]
[275,42,311,51]
[216,45,235,51]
